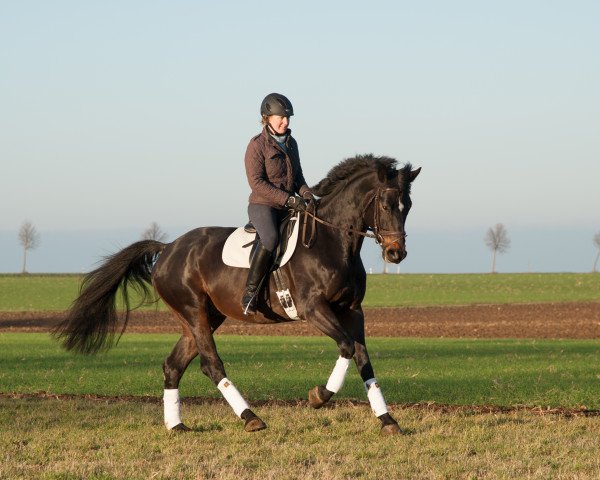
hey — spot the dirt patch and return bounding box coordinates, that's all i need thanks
[2,302,600,338]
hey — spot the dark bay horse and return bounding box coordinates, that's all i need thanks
[53,154,421,435]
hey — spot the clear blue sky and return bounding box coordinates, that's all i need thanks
[1,1,599,273]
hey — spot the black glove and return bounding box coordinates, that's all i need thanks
[285,195,306,212]
[302,190,316,204]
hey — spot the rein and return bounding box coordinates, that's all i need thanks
[300,187,407,248]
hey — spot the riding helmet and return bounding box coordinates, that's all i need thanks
[260,93,294,117]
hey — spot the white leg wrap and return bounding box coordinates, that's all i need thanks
[218,378,250,417]
[163,389,182,429]
[365,378,388,417]
[325,356,351,393]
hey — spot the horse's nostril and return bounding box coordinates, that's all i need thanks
[385,249,403,263]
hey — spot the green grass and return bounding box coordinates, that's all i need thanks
[1,273,599,311]
[0,274,83,311]
[2,333,599,409]
[363,273,600,307]
[2,330,599,478]
[1,397,599,479]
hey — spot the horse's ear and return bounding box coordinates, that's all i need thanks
[409,167,421,182]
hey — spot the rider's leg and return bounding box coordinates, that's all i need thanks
[241,242,272,315]
[241,204,279,315]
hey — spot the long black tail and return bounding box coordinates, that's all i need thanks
[52,240,166,355]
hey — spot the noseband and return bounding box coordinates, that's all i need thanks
[300,187,407,248]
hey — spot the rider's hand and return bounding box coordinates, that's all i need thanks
[302,190,316,205]
[285,196,307,212]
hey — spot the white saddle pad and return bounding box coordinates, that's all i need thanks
[222,216,300,268]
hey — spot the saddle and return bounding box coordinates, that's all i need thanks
[221,212,300,269]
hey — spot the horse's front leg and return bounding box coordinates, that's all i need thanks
[305,298,356,410]
[343,307,402,435]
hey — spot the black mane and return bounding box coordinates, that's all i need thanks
[312,154,410,197]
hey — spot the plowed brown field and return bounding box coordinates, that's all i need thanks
[2,302,600,338]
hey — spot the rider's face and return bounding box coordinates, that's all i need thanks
[268,115,289,135]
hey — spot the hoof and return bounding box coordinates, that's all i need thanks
[380,423,402,436]
[244,417,267,432]
[308,385,328,409]
[169,423,192,432]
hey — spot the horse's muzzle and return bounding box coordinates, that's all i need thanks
[383,242,407,264]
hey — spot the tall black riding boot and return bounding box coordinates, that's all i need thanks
[241,243,273,315]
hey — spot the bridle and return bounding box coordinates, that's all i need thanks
[300,187,407,248]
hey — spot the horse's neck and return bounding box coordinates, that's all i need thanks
[317,182,371,259]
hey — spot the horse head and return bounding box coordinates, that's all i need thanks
[365,160,421,263]
[312,154,421,264]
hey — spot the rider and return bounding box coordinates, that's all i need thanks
[241,93,315,315]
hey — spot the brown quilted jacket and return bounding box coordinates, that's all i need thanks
[244,127,310,208]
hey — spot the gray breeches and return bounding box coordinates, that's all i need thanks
[247,204,283,252]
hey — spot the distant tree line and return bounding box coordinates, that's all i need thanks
[14,220,600,274]
[19,221,40,274]
[484,223,511,273]
[593,232,600,273]
[141,222,168,242]
[483,225,600,273]
[16,221,169,274]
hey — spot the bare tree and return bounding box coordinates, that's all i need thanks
[19,221,40,274]
[142,222,168,242]
[593,232,600,273]
[484,223,510,273]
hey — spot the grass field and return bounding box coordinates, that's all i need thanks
[2,397,599,479]
[2,273,600,478]
[0,274,82,311]
[2,334,599,409]
[365,273,600,306]
[1,272,599,311]
[2,334,600,479]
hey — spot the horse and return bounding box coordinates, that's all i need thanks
[53,154,421,435]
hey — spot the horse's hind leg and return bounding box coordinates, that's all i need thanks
[163,333,198,431]
[183,297,266,432]
[193,325,267,432]
[161,305,227,431]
